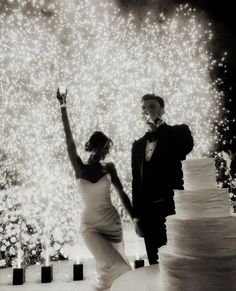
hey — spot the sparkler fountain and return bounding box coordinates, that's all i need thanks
[0,0,227,272]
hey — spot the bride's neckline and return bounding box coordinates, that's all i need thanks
[77,173,110,184]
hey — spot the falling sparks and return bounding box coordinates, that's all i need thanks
[0,0,227,241]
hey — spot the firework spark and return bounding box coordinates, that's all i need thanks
[0,0,226,244]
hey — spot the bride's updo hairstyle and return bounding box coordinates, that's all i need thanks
[85,131,113,156]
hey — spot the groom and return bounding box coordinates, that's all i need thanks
[131,94,194,265]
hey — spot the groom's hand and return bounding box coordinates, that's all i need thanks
[133,218,144,237]
[144,114,162,132]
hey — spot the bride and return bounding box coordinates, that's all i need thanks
[57,88,133,290]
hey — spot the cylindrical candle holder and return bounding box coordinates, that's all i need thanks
[134,259,145,269]
[73,263,83,281]
[41,265,53,283]
[13,268,25,285]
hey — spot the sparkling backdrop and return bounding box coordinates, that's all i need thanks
[0,0,226,260]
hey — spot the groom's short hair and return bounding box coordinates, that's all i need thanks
[141,94,165,108]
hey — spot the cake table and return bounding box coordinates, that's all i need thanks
[111,265,161,291]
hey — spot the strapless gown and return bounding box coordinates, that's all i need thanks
[77,173,131,290]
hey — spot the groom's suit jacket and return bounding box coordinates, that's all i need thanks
[131,123,194,219]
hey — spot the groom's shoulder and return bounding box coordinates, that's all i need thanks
[133,134,146,143]
[171,123,191,133]
[169,124,192,140]
[132,135,146,149]
[171,123,190,129]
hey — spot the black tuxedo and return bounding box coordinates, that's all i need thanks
[131,122,194,264]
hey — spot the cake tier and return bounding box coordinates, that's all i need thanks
[166,215,236,257]
[159,246,236,291]
[174,188,230,218]
[183,158,217,190]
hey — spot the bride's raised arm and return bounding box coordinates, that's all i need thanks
[57,88,84,178]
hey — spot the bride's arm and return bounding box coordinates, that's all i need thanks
[108,163,134,219]
[57,89,84,177]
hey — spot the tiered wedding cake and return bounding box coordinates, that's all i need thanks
[159,158,236,291]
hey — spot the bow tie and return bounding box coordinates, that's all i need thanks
[145,130,159,142]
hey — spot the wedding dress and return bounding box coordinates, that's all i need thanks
[77,173,131,290]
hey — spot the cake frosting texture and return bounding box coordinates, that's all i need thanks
[159,246,236,291]
[183,158,217,190]
[166,215,236,257]
[174,188,230,218]
[159,158,235,291]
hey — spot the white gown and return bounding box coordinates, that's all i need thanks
[77,173,131,290]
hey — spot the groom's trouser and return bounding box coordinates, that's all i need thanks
[141,198,175,265]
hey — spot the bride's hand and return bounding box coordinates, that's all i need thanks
[57,88,67,105]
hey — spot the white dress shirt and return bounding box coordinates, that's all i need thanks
[145,120,164,162]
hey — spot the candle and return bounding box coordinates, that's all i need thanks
[41,240,53,283]
[134,259,145,269]
[134,237,145,269]
[41,265,53,283]
[13,245,25,287]
[73,262,83,281]
[13,268,25,285]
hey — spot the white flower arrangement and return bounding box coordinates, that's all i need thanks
[0,184,81,268]
[0,259,6,267]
